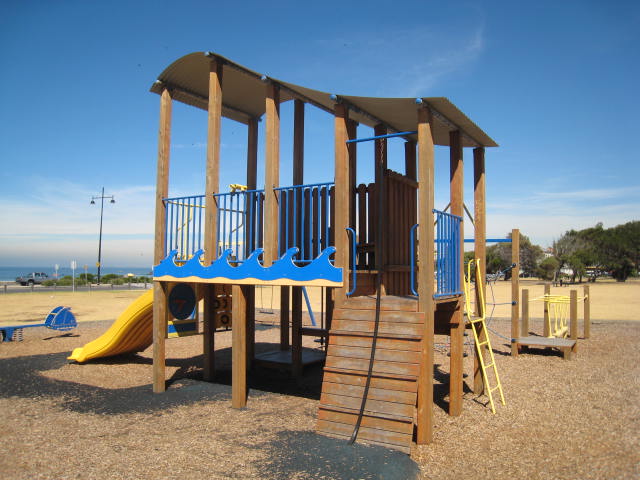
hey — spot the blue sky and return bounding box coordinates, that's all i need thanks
[1,0,638,269]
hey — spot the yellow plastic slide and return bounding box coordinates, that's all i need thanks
[68,289,154,363]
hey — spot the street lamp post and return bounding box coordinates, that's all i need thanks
[90,187,115,284]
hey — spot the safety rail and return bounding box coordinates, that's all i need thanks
[164,195,205,262]
[214,189,265,261]
[346,228,357,296]
[433,209,462,298]
[275,182,334,264]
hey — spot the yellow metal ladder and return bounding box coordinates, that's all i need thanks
[463,259,506,414]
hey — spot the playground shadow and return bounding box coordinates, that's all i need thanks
[0,351,240,415]
[254,430,420,480]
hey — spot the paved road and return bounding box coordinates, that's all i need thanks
[0,283,151,295]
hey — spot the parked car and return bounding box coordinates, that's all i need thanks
[15,272,48,286]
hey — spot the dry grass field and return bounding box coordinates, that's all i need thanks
[0,278,638,479]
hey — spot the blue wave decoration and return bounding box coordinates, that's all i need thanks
[153,247,343,284]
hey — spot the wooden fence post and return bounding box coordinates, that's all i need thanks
[570,289,578,340]
[543,283,551,337]
[521,289,529,336]
[583,285,590,339]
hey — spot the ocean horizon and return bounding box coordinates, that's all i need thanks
[0,266,153,282]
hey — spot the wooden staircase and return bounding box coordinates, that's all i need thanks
[316,296,423,453]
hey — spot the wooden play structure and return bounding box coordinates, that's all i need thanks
[482,229,592,359]
[149,51,499,453]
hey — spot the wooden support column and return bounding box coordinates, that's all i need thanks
[405,140,417,181]
[570,289,578,341]
[334,103,350,304]
[449,130,464,417]
[202,57,223,381]
[473,146,487,393]
[416,106,435,444]
[153,87,172,393]
[510,229,520,356]
[264,82,280,266]
[246,118,258,366]
[291,99,305,375]
[522,289,530,335]
[347,119,358,229]
[583,285,590,338]
[543,283,551,337]
[374,124,387,293]
[232,285,248,408]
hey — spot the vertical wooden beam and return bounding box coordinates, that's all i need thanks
[247,118,258,190]
[374,124,387,290]
[543,283,551,337]
[570,289,578,340]
[204,57,223,264]
[404,140,417,181]
[510,229,520,356]
[472,148,486,393]
[264,82,280,266]
[280,287,290,350]
[416,106,435,444]
[232,285,248,408]
[347,119,358,229]
[473,147,486,299]
[152,87,172,394]
[448,130,464,417]
[203,284,216,381]
[334,103,350,304]
[246,118,258,367]
[291,99,305,374]
[522,289,530,335]
[202,57,223,380]
[583,285,590,338]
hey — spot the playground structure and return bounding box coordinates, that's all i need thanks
[137,50,504,453]
[1,306,77,342]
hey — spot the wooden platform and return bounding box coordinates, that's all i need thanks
[515,336,577,359]
[316,296,424,454]
[254,347,326,368]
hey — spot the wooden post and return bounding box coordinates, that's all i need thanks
[232,285,248,408]
[583,285,590,338]
[510,229,520,356]
[404,140,417,181]
[347,119,358,229]
[264,82,280,266]
[202,57,224,380]
[152,87,172,394]
[543,283,551,337]
[473,146,486,393]
[334,103,350,304]
[291,99,305,375]
[203,284,216,381]
[570,289,578,340]
[522,289,530,336]
[449,130,464,417]
[416,105,435,444]
[374,123,387,293]
[246,118,258,366]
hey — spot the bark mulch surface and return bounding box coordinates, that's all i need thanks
[1,312,638,479]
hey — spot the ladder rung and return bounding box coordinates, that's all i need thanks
[489,385,501,392]
[477,340,489,346]
[484,362,494,368]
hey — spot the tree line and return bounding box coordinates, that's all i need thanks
[474,220,639,283]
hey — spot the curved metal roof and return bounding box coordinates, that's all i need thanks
[151,51,497,148]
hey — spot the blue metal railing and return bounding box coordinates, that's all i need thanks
[346,227,357,295]
[164,195,205,261]
[275,182,334,264]
[433,209,462,297]
[214,189,265,261]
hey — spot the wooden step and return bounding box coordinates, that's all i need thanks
[515,335,577,359]
[339,295,418,312]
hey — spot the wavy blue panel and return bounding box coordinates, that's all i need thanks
[153,247,342,284]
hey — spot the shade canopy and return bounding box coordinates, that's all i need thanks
[151,51,497,148]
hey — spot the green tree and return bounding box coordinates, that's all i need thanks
[537,256,559,281]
